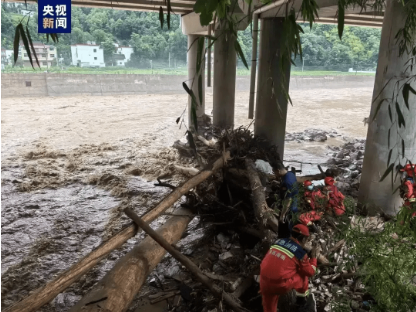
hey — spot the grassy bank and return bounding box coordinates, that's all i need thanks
[1,66,375,76]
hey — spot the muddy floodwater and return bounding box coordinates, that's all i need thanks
[1,87,372,311]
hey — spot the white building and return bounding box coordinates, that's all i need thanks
[113,44,134,66]
[19,42,57,68]
[71,44,105,68]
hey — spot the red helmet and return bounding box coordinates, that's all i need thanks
[292,224,310,237]
[324,177,335,186]
[304,180,312,187]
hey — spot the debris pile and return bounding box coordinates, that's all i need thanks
[285,129,341,143]
[131,128,376,312]
[326,140,365,197]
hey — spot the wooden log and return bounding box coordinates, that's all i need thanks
[69,208,194,312]
[296,173,326,183]
[4,152,230,312]
[245,159,279,234]
[124,208,250,312]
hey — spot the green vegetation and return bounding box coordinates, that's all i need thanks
[2,3,380,72]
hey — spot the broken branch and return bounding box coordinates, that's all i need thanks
[124,208,249,312]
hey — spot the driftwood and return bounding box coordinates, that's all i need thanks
[197,135,217,147]
[245,159,279,234]
[327,239,346,255]
[174,165,200,176]
[5,152,230,312]
[69,208,193,312]
[125,208,250,312]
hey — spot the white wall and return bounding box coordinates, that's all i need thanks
[71,45,105,68]
[115,47,134,66]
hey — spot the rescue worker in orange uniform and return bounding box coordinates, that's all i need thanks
[400,164,416,219]
[299,180,324,226]
[259,224,318,312]
[322,176,346,216]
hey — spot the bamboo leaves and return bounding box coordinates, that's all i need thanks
[13,23,42,69]
[194,0,218,26]
[300,0,319,29]
[159,6,164,29]
[402,83,416,109]
[395,101,406,128]
[337,0,345,39]
[13,25,20,65]
[26,25,40,68]
[182,82,199,131]
[234,40,248,69]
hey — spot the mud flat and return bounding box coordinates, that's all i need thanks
[1,87,372,311]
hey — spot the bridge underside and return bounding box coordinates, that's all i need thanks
[9,0,384,28]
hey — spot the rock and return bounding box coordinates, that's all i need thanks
[216,233,230,245]
[219,251,233,261]
[312,134,328,142]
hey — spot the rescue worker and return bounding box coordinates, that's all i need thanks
[322,176,346,216]
[299,180,324,226]
[399,164,416,219]
[260,224,318,312]
[274,166,299,238]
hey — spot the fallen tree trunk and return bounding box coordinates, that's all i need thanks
[245,159,279,234]
[124,208,250,312]
[4,152,230,312]
[69,208,194,312]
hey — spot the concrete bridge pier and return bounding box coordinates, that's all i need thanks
[187,34,205,129]
[254,17,291,158]
[213,19,237,128]
[358,0,416,215]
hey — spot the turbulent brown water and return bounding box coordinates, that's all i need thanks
[1,87,372,311]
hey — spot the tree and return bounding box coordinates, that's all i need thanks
[101,39,116,65]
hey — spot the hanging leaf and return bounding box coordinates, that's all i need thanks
[26,26,40,68]
[234,40,248,69]
[190,101,198,132]
[337,2,345,40]
[387,149,392,166]
[13,25,21,65]
[388,128,390,149]
[395,101,406,128]
[176,117,180,124]
[196,36,204,75]
[402,83,416,109]
[402,139,405,158]
[159,6,164,29]
[167,0,171,29]
[183,81,199,124]
[379,163,394,182]
[18,24,34,69]
[198,74,203,105]
[388,104,392,122]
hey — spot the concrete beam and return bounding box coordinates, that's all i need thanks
[358,0,416,215]
[254,17,291,158]
[213,20,237,128]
